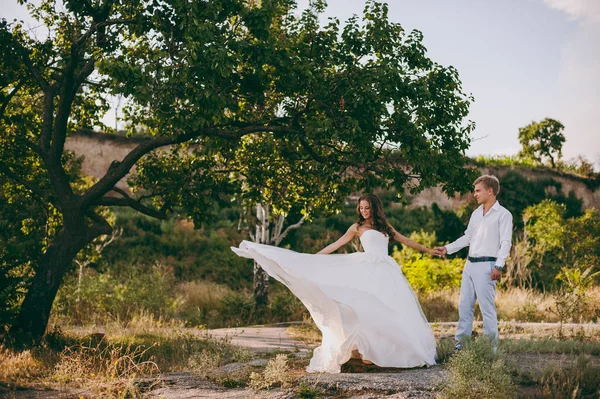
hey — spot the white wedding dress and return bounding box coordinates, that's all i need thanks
[231,229,437,373]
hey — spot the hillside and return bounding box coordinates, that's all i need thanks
[66,129,599,210]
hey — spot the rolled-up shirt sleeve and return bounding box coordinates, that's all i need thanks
[495,212,513,267]
[445,214,474,255]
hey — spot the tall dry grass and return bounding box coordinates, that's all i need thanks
[419,286,600,323]
[0,314,249,397]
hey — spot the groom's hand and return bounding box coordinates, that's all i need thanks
[433,246,447,257]
[490,268,502,281]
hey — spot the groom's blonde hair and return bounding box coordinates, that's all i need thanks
[474,175,500,196]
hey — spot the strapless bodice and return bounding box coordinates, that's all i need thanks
[359,229,389,255]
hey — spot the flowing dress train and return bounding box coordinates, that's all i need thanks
[231,229,436,373]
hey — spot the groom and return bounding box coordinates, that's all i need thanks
[436,175,513,349]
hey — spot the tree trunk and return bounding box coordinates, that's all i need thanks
[11,218,104,343]
[253,203,270,308]
[251,203,306,309]
[253,262,270,308]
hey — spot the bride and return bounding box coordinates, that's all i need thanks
[231,194,439,373]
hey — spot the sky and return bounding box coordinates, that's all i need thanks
[5,0,600,166]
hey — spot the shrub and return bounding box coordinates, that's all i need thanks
[391,231,464,293]
[440,337,517,399]
[247,353,293,390]
[175,280,234,327]
[53,263,176,324]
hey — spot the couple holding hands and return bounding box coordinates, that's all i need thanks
[232,175,512,373]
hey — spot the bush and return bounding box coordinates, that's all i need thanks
[440,337,517,399]
[175,280,234,327]
[101,209,252,290]
[53,263,176,324]
[248,354,293,390]
[391,231,464,293]
[400,256,464,293]
[418,290,458,322]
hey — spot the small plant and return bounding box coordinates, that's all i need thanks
[296,379,324,398]
[435,338,455,364]
[218,376,245,388]
[188,349,222,376]
[231,346,253,363]
[440,337,517,399]
[247,353,293,390]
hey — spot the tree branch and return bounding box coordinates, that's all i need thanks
[275,214,306,246]
[14,39,49,92]
[79,124,301,207]
[92,195,168,219]
[0,161,50,204]
[40,89,56,151]
[0,80,25,120]
[85,210,113,240]
[74,18,138,49]
[73,58,96,93]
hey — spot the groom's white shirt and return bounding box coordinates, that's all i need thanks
[445,201,513,267]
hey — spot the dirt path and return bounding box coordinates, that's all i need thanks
[145,325,445,399]
[204,325,312,353]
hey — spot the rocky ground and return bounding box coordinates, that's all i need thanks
[3,323,600,398]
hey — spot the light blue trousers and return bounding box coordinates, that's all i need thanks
[455,260,498,346]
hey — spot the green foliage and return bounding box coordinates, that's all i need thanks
[472,155,600,191]
[127,0,478,224]
[472,154,538,168]
[392,231,464,292]
[520,200,600,290]
[0,153,94,329]
[100,209,252,290]
[518,118,566,168]
[441,337,517,399]
[0,177,42,328]
[296,380,324,399]
[435,338,456,364]
[53,263,176,324]
[557,155,598,177]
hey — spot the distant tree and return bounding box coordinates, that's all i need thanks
[518,118,565,168]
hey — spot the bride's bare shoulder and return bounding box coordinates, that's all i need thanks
[348,223,360,234]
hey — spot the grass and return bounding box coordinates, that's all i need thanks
[3,284,600,398]
[419,287,599,324]
[501,338,600,356]
[0,318,252,397]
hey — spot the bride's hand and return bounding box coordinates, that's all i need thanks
[428,248,442,257]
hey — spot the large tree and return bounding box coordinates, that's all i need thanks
[1,0,475,343]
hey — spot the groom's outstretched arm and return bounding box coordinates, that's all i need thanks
[440,213,476,255]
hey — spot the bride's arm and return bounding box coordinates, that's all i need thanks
[317,224,359,254]
[390,227,437,256]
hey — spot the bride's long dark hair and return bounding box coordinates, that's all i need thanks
[356,194,395,237]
